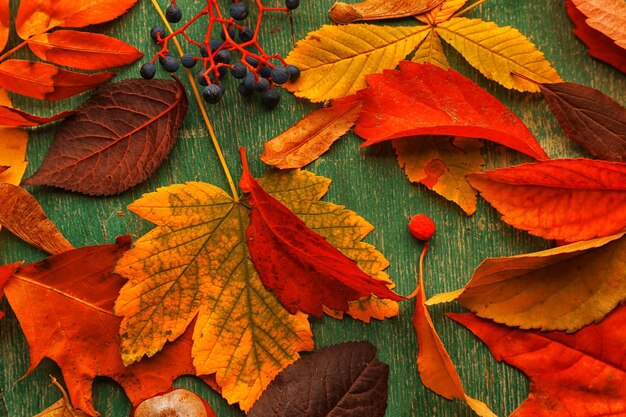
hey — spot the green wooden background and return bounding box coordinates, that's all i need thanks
[1,0,624,415]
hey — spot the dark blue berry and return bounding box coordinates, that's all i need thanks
[220,26,237,41]
[150,26,166,43]
[238,27,254,42]
[255,77,270,91]
[161,56,180,72]
[158,52,172,64]
[197,69,209,86]
[238,82,253,97]
[140,62,156,79]
[243,72,256,90]
[245,56,259,67]
[285,0,299,10]
[286,64,300,81]
[261,89,281,109]
[210,40,223,52]
[181,53,196,68]
[202,84,225,104]
[230,2,249,20]
[199,45,208,57]
[258,65,271,78]
[231,63,247,79]
[270,66,290,84]
[215,49,231,64]
[165,4,182,23]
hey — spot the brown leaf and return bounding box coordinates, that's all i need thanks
[261,96,362,169]
[0,183,74,254]
[24,78,188,195]
[329,0,442,24]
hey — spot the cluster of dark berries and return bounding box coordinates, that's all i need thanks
[139,0,301,110]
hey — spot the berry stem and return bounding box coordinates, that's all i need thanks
[0,40,27,63]
[405,243,430,300]
[150,0,240,201]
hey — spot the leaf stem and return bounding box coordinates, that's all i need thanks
[150,0,240,202]
[405,242,430,299]
[453,0,487,18]
[0,41,27,63]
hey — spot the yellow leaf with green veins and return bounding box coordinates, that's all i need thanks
[436,17,562,91]
[115,169,398,410]
[394,136,483,215]
[412,29,450,69]
[285,24,430,102]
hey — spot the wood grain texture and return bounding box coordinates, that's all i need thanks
[0,1,624,416]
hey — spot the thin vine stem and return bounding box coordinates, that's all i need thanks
[405,242,430,300]
[150,0,240,201]
[0,41,27,62]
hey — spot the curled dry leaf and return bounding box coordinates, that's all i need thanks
[261,96,362,169]
[570,0,626,50]
[240,148,403,317]
[27,30,142,71]
[4,237,206,416]
[356,62,548,160]
[0,105,75,127]
[329,0,442,24]
[0,184,74,254]
[428,233,626,332]
[132,389,217,417]
[0,60,114,101]
[16,0,137,39]
[248,342,389,417]
[566,0,626,73]
[24,78,188,195]
[451,308,626,417]
[467,159,626,242]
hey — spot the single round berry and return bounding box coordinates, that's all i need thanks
[202,84,225,104]
[197,70,209,86]
[150,26,166,43]
[230,2,249,20]
[286,64,300,81]
[165,3,182,23]
[210,39,223,52]
[261,89,280,109]
[231,63,247,79]
[245,56,259,67]
[258,65,271,78]
[238,27,254,42]
[140,62,156,79]
[285,0,300,10]
[158,52,172,64]
[220,26,238,41]
[161,56,180,72]
[199,45,208,58]
[408,214,436,241]
[215,49,231,64]
[243,72,256,90]
[270,66,290,84]
[181,53,196,68]
[238,82,253,97]
[255,77,270,91]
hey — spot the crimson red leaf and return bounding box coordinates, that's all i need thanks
[4,237,208,416]
[355,62,549,160]
[0,262,22,320]
[0,59,114,100]
[0,104,75,127]
[566,0,626,73]
[248,342,389,417]
[27,30,143,70]
[450,309,626,417]
[239,148,403,317]
[24,78,188,196]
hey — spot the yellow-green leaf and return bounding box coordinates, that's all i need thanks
[394,136,483,215]
[428,233,626,332]
[115,169,398,410]
[417,0,467,25]
[285,24,430,102]
[412,29,450,69]
[436,17,562,91]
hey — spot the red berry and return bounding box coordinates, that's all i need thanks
[408,214,436,241]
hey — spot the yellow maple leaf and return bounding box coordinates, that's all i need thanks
[285,24,430,102]
[412,29,450,69]
[428,233,626,332]
[394,136,483,215]
[115,169,398,410]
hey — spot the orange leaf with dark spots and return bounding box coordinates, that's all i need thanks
[16,0,137,39]
[355,61,548,160]
[467,159,626,242]
[450,308,626,417]
[240,148,404,317]
[0,104,75,127]
[4,237,208,416]
[27,30,142,70]
[0,60,114,100]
